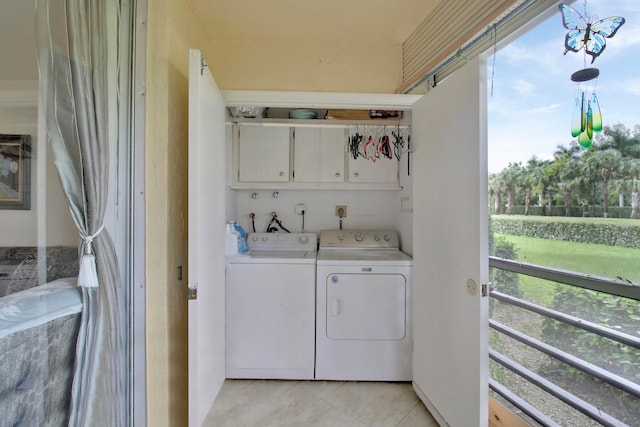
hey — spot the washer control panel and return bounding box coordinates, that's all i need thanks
[319,230,399,249]
[247,232,317,251]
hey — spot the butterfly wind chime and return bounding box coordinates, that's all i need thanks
[559,2,625,149]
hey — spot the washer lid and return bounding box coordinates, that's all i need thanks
[249,250,311,259]
[227,250,317,264]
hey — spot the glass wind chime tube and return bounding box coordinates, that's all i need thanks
[570,67,601,148]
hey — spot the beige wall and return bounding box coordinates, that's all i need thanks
[145,2,402,425]
[146,0,209,426]
[203,40,403,92]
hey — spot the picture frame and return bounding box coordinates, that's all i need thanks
[0,134,31,210]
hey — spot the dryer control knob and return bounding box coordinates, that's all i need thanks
[354,232,364,242]
[337,233,345,240]
[298,235,309,244]
[252,236,259,242]
[383,234,391,241]
[262,236,268,242]
[373,234,381,241]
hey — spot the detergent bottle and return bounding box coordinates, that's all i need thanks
[225,221,240,255]
[232,222,249,253]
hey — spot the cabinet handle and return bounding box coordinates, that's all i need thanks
[279,171,285,177]
[330,298,340,316]
[335,172,340,178]
[353,172,359,178]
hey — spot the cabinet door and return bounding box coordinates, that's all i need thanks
[412,56,488,427]
[188,49,226,426]
[238,126,290,182]
[348,153,398,184]
[294,127,345,183]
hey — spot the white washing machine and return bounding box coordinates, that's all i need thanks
[316,230,413,381]
[226,232,317,379]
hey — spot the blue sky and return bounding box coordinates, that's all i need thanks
[488,0,640,173]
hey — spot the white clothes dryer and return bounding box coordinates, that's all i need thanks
[315,230,413,381]
[226,232,317,379]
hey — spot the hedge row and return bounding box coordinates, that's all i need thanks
[497,205,636,218]
[492,217,640,249]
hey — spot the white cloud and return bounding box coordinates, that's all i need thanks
[530,103,563,114]
[612,78,640,95]
[513,78,535,96]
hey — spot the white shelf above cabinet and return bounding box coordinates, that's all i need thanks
[228,117,404,128]
[223,90,421,110]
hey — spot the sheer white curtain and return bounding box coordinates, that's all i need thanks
[35,0,126,425]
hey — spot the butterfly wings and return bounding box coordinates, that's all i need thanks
[559,4,625,63]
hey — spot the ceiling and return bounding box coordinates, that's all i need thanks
[0,0,443,81]
[185,0,442,44]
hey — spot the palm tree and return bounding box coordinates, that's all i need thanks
[525,156,548,215]
[584,149,622,218]
[533,160,557,216]
[488,172,506,215]
[500,162,522,215]
[599,124,640,159]
[519,161,536,216]
[555,154,583,216]
[620,158,640,219]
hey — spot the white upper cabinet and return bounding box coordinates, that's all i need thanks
[226,91,420,190]
[294,127,345,183]
[232,123,402,189]
[237,126,290,182]
[349,153,398,184]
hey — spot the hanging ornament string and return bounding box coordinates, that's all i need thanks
[559,2,625,148]
[490,24,497,97]
[78,223,105,288]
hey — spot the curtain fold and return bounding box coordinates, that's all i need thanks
[35,0,126,425]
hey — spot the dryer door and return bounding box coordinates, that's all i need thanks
[326,273,406,340]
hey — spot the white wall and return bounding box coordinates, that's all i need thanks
[0,89,77,247]
[234,189,399,234]
[232,173,413,253]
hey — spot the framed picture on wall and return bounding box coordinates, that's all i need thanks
[0,134,31,210]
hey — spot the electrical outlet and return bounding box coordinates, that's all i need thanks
[295,204,306,215]
[335,205,347,218]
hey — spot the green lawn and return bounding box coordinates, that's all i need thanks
[494,234,640,306]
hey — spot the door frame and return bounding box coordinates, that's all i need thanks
[132,0,149,424]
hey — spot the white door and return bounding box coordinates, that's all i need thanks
[226,263,316,379]
[188,49,227,426]
[326,273,406,340]
[412,56,489,426]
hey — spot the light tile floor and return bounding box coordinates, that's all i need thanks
[203,379,439,427]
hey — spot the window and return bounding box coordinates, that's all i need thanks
[488,2,640,425]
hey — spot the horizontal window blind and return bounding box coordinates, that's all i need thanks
[399,0,565,94]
